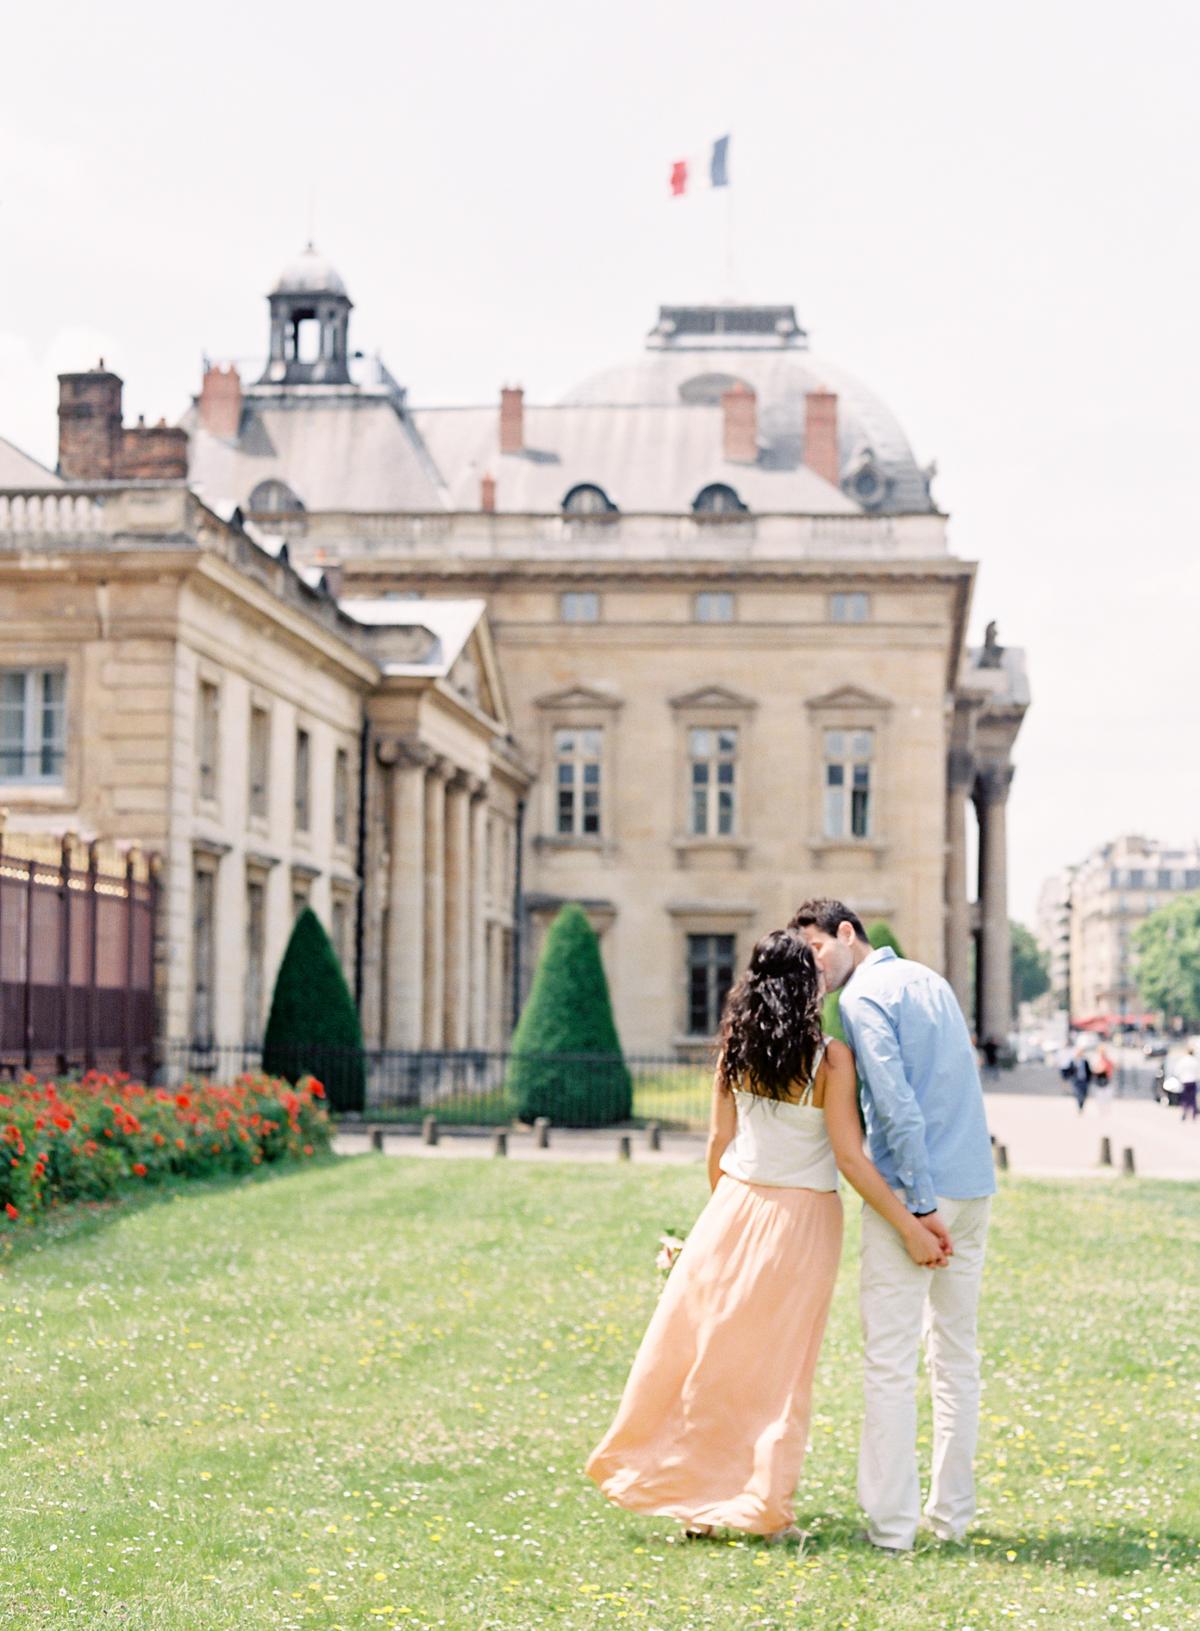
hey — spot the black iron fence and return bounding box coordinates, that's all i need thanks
[0,831,157,1079]
[160,1040,716,1127]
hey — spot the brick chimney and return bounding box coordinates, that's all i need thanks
[804,389,840,488]
[499,386,524,455]
[480,471,497,513]
[198,362,243,439]
[57,362,123,479]
[721,383,757,463]
[117,418,189,480]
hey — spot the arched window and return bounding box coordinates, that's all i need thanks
[563,483,616,516]
[248,479,305,514]
[692,483,747,516]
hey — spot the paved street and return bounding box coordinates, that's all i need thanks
[334,1090,1200,1181]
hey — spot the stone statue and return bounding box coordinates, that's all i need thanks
[978,620,1004,669]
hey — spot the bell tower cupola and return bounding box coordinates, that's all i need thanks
[259,244,353,385]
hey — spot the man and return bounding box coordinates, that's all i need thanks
[790,898,995,1553]
[1177,1045,1199,1121]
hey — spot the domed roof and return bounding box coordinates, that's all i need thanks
[561,304,935,513]
[270,244,349,299]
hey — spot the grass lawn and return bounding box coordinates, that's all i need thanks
[0,1160,1196,1630]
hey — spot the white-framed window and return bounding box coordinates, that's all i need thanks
[561,591,600,623]
[687,933,736,1035]
[334,746,351,847]
[196,680,220,803]
[830,592,870,623]
[695,591,735,623]
[248,704,271,822]
[294,727,311,834]
[0,667,65,784]
[688,726,737,836]
[554,727,602,836]
[331,894,352,972]
[823,728,873,838]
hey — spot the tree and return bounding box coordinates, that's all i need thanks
[1010,920,1050,1015]
[1133,894,1200,1026]
[507,904,632,1126]
[262,907,366,1113]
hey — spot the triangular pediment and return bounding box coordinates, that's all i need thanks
[805,683,892,713]
[534,684,623,712]
[669,684,757,713]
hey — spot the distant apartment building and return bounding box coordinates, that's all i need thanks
[1034,869,1073,1009]
[1063,835,1200,1022]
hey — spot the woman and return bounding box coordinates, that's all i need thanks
[586,929,948,1543]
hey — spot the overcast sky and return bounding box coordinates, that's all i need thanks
[2,0,1197,925]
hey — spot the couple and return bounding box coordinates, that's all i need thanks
[586,898,995,1552]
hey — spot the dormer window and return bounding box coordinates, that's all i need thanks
[248,479,305,514]
[693,483,747,516]
[563,483,616,517]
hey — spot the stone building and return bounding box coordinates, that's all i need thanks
[1062,835,1200,1023]
[0,247,1028,1062]
[1035,869,1074,1011]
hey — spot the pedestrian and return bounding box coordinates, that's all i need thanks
[1177,1046,1199,1123]
[1091,1043,1115,1115]
[1071,1047,1091,1114]
[1057,1041,1075,1086]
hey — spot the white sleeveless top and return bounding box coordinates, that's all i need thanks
[718,1041,839,1191]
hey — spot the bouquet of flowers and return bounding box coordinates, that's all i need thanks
[655,1228,688,1281]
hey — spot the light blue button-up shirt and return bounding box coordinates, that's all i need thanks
[838,946,996,1213]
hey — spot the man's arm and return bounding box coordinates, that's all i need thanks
[840,989,939,1217]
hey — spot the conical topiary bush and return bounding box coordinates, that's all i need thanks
[507,904,632,1127]
[262,907,366,1113]
[867,920,905,957]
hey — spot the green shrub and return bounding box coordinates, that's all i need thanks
[262,907,366,1113]
[867,920,905,956]
[507,905,632,1126]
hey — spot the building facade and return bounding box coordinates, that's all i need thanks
[1063,835,1200,1023]
[0,249,1029,1064]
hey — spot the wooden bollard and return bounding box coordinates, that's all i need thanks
[422,1115,439,1147]
[1122,1146,1136,1176]
[534,1117,551,1149]
[1100,1135,1112,1167]
[617,1134,631,1162]
[492,1129,508,1158]
[997,1143,1009,1171]
[370,1127,385,1153]
[646,1121,662,1152]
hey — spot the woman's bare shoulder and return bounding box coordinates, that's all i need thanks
[824,1037,855,1072]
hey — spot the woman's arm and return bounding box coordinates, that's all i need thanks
[820,1040,950,1267]
[706,1071,737,1191]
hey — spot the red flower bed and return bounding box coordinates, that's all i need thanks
[0,1070,331,1227]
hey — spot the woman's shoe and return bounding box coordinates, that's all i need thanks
[764,1524,806,1546]
[681,1522,716,1540]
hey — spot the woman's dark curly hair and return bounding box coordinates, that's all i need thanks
[716,928,825,1100]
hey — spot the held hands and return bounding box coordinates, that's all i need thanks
[904,1214,953,1269]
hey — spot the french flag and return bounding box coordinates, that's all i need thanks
[670,135,730,197]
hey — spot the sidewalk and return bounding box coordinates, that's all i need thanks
[333,1093,1200,1181]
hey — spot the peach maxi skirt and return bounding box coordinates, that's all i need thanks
[586,1175,843,1535]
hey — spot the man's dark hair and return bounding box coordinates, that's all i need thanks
[788,897,869,942]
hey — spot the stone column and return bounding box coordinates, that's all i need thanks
[358,737,388,1049]
[422,758,450,1048]
[467,783,490,1047]
[442,770,472,1050]
[944,749,973,1016]
[975,764,1014,1048]
[385,743,431,1049]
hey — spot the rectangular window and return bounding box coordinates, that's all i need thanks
[244,878,266,1043]
[192,867,216,1044]
[292,875,311,919]
[694,591,734,623]
[0,667,66,783]
[334,746,351,846]
[331,896,350,971]
[560,592,599,623]
[248,705,271,822]
[197,680,220,803]
[687,933,736,1036]
[688,726,738,836]
[823,728,874,839]
[294,727,311,834]
[554,727,602,836]
[830,592,870,623]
